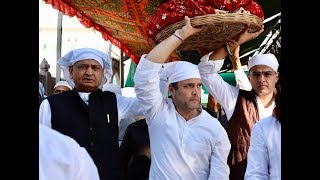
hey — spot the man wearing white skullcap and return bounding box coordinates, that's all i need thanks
[134,16,231,180]
[39,48,143,180]
[53,80,72,94]
[245,53,281,180]
[198,24,279,179]
[39,124,100,180]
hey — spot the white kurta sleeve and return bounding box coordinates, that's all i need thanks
[245,123,269,180]
[116,94,144,125]
[198,53,240,120]
[234,69,252,91]
[208,130,231,180]
[39,99,52,128]
[133,55,164,125]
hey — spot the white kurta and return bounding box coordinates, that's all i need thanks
[198,53,275,120]
[39,92,143,128]
[134,56,231,180]
[39,124,100,180]
[245,116,281,180]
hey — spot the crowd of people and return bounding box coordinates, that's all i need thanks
[39,16,281,180]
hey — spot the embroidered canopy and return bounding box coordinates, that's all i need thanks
[44,0,280,65]
[45,0,169,64]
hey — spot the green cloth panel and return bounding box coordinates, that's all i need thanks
[125,60,137,87]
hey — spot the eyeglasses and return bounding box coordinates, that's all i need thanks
[250,71,276,78]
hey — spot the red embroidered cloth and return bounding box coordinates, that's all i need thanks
[45,0,263,64]
[45,0,170,64]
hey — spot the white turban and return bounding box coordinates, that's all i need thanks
[54,80,72,90]
[57,48,113,89]
[158,61,201,97]
[248,54,279,72]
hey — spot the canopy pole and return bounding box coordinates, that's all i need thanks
[56,11,63,81]
[120,50,124,88]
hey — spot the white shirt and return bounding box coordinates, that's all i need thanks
[245,116,281,180]
[134,56,231,180]
[198,53,275,120]
[39,124,100,180]
[39,92,143,128]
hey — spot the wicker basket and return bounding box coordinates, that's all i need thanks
[155,12,263,52]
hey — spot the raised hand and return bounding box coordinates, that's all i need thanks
[175,16,205,41]
[227,40,240,60]
[233,25,264,46]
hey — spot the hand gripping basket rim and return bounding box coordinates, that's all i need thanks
[154,12,263,51]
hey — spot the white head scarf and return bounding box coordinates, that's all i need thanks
[248,54,279,72]
[57,48,113,89]
[158,61,201,97]
[54,80,72,90]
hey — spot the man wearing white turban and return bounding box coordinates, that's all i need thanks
[134,16,231,180]
[198,25,279,180]
[39,48,143,180]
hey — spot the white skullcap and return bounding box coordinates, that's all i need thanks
[164,61,201,84]
[57,48,113,89]
[248,54,279,72]
[102,83,122,94]
[54,80,72,90]
[39,81,45,99]
[158,61,201,97]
